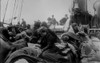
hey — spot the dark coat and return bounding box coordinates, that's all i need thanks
[90,15,100,28]
[40,29,60,52]
[0,38,11,63]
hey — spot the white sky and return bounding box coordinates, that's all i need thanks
[1,0,97,24]
[1,0,74,24]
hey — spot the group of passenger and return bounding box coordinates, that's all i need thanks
[0,18,89,63]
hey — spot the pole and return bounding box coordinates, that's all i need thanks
[86,0,87,12]
[85,0,87,25]
[0,0,1,23]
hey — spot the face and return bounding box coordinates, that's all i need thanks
[74,25,79,31]
[12,28,15,32]
[38,28,47,37]
[41,30,47,37]
[8,32,13,36]
[61,35,69,42]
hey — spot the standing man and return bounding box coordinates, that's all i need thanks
[21,19,26,28]
[16,21,21,27]
[47,15,58,27]
[60,14,68,25]
[51,15,58,25]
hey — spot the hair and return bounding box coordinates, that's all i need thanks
[25,30,32,36]
[41,22,48,28]
[33,21,41,30]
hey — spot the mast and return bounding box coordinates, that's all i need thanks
[86,0,87,12]
[0,0,1,23]
[78,0,87,12]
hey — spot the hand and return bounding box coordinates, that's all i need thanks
[64,56,68,59]
[35,44,41,47]
[62,48,70,53]
[56,43,65,49]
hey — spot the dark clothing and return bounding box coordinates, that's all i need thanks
[70,11,92,26]
[0,22,3,27]
[40,33,54,49]
[31,30,41,43]
[0,38,11,63]
[21,21,26,28]
[90,15,100,28]
[0,28,10,42]
[40,29,60,52]
[49,18,58,25]
[42,50,62,62]
[60,17,68,25]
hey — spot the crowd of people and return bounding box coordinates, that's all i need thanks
[0,14,99,63]
[0,16,87,63]
[1,3,100,62]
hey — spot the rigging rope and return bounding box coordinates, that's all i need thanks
[18,0,24,22]
[2,0,10,23]
[14,0,19,17]
[11,0,17,24]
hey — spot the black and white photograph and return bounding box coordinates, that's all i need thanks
[0,0,100,63]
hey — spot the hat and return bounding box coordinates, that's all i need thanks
[61,32,80,41]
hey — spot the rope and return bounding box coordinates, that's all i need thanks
[14,0,19,17]
[2,0,10,23]
[18,0,24,22]
[11,0,17,24]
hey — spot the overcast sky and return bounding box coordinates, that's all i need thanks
[1,0,97,24]
[1,0,73,24]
